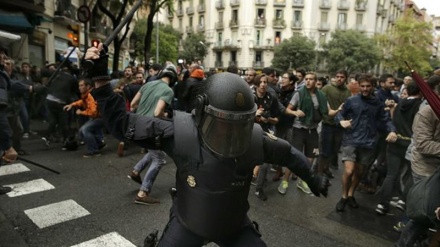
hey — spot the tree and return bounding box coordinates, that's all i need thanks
[96,0,137,72]
[133,20,180,65]
[179,32,209,64]
[323,30,380,75]
[376,9,434,76]
[271,36,316,72]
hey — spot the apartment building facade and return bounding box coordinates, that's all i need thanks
[161,0,408,71]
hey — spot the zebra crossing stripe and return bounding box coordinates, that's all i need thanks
[0,163,30,176]
[24,199,90,229]
[71,232,136,247]
[5,179,55,197]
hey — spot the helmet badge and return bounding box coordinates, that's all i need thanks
[235,92,245,107]
[187,175,196,187]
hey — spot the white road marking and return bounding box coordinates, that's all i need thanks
[5,179,55,197]
[0,163,30,176]
[24,199,90,228]
[71,232,136,247]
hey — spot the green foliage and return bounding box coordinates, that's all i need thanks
[323,29,380,75]
[179,33,208,63]
[376,10,433,75]
[133,20,180,64]
[271,35,316,72]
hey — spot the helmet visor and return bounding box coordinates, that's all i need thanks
[200,105,256,158]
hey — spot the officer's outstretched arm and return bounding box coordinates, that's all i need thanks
[262,134,329,197]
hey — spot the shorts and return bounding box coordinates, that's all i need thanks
[341,145,376,166]
[291,127,319,158]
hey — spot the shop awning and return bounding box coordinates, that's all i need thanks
[0,11,33,30]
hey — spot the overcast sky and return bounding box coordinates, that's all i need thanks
[412,0,440,16]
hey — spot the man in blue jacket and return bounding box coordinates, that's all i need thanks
[335,74,397,212]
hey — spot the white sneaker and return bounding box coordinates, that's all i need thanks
[296,179,311,194]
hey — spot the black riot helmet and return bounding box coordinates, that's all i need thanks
[195,72,257,158]
[158,63,178,87]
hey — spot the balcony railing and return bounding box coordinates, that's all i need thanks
[292,0,304,7]
[216,0,225,9]
[291,20,303,29]
[273,0,286,7]
[213,41,223,49]
[337,0,350,10]
[377,5,384,15]
[273,19,286,29]
[255,0,267,6]
[319,0,332,9]
[355,1,367,11]
[186,26,194,33]
[318,22,330,31]
[336,23,347,30]
[198,4,205,13]
[215,21,224,30]
[176,8,184,17]
[354,24,366,31]
[186,6,194,15]
[215,61,223,67]
[230,0,240,7]
[253,61,264,68]
[197,24,205,32]
[230,20,239,29]
[254,18,266,27]
[388,16,395,23]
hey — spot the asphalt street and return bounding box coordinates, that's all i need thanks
[0,120,402,247]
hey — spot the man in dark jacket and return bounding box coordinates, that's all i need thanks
[335,74,397,212]
[182,66,204,113]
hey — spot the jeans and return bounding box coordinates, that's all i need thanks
[78,118,104,153]
[45,99,68,140]
[133,149,166,192]
[19,101,29,133]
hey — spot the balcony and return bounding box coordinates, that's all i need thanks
[254,18,266,28]
[255,0,267,6]
[186,26,194,33]
[273,0,286,7]
[215,21,224,30]
[230,20,239,29]
[186,6,194,15]
[319,0,332,9]
[291,20,303,30]
[292,0,304,7]
[336,23,347,30]
[176,8,184,17]
[355,1,367,11]
[377,5,383,15]
[197,24,205,32]
[224,40,241,49]
[253,40,274,50]
[318,22,330,31]
[216,0,225,10]
[273,19,286,29]
[228,61,238,67]
[198,4,205,13]
[215,61,223,67]
[388,15,395,23]
[253,61,264,68]
[337,0,349,10]
[230,0,240,7]
[213,41,223,49]
[54,3,79,24]
[354,24,366,32]
[381,9,388,17]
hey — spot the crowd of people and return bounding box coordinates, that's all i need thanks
[1,36,440,246]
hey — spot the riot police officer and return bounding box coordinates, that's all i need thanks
[85,44,329,246]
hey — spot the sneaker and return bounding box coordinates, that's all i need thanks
[278,180,289,195]
[251,176,257,186]
[22,133,29,139]
[390,200,405,211]
[117,142,125,157]
[347,196,359,208]
[79,141,85,146]
[83,152,101,158]
[255,189,268,201]
[393,221,406,232]
[336,198,348,212]
[296,179,312,194]
[0,186,12,195]
[61,144,68,151]
[128,172,142,184]
[41,137,50,148]
[376,204,389,215]
[135,194,160,205]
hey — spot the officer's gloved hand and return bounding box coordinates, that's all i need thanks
[82,43,110,82]
[308,174,330,197]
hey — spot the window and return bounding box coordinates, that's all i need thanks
[232,9,238,22]
[275,31,281,45]
[257,9,265,19]
[179,19,182,30]
[231,51,237,63]
[319,33,326,47]
[292,32,301,37]
[199,15,204,26]
[256,30,261,46]
[356,13,363,25]
[337,13,347,25]
[218,32,223,46]
[321,12,328,22]
[275,9,283,20]
[294,10,302,22]
[219,11,223,22]
[216,52,222,62]
[232,31,238,44]
[189,17,193,26]
[256,51,262,62]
